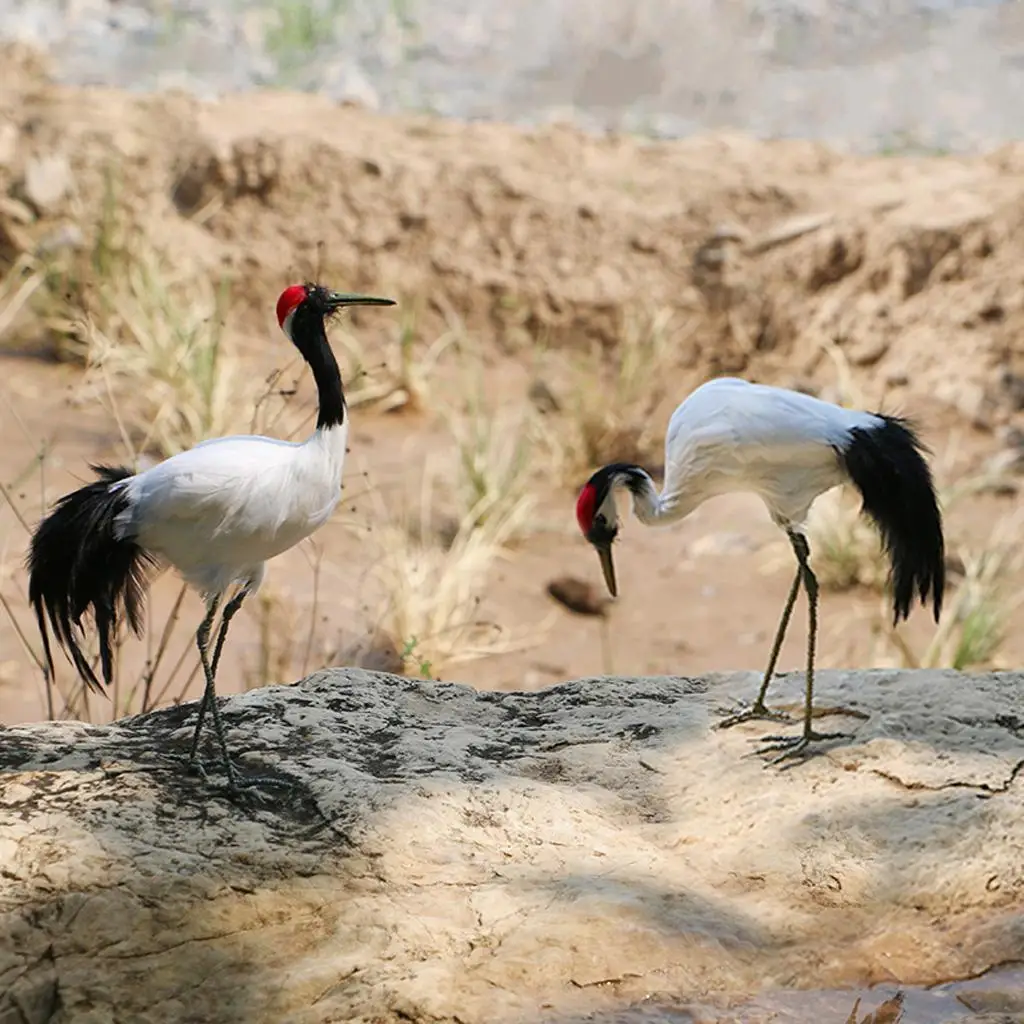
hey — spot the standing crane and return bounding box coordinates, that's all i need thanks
[27,283,395,788]
[574,376,945,763]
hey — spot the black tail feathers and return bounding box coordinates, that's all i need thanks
[27,464,156,692]
[841,416,945,625]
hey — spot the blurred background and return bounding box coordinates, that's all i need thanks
[3,0,1024,149]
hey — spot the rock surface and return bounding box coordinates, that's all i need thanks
[2,668,1024,1023]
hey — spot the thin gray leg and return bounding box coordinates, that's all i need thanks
[189,585,252,762]
[186,583,290,793]
[756,531,852,764]
[718,565,801,729]
[189,594,242,788]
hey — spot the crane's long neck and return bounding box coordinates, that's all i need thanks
[290,305,345,430]
[610,465,698,526]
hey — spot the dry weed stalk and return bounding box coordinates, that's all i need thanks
[358,461,542,678]
[82,247,245,458]
[879,510,1024,671]
[331,301,457,414]
[444,371,537,541]
[0,253,46,345]
[243,544,329,689]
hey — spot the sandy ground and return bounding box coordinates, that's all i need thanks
[2,45,1024,727]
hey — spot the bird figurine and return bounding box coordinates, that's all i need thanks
[574,376,945,763]
[27,283,396,789]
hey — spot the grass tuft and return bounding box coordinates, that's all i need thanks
[356,461,542,678]
[333,300,457,414]
[881,511,1024,671]
[83,246,241,459]
[539,305,686,484]
[444,373,536,542]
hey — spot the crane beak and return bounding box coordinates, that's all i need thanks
[325,291,397,309]
[595,542,618,598]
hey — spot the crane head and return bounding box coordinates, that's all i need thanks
[276,283,396,340]
[575,473,621,598]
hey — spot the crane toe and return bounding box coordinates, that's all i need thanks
[753,728,852,767]
[717,702,793,729]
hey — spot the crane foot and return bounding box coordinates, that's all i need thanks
[754,728,851,767]
[717,702,792,730]
[165,750,293,796]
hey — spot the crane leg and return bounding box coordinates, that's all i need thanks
[188,585,250,774]
[755,531,852,764]
[718,566,800,729]
[187,594,242,788]
[185,583,289,793]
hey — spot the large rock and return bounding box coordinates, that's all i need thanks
[1,668,1023,1023]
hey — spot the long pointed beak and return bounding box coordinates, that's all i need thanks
[326,292,397,309]
[596,543,618,598]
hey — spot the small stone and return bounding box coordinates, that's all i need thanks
[20,154,73,213]
[546,576,611,618]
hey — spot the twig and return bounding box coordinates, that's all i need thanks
[139,582,188,713]
[301,543,324,677]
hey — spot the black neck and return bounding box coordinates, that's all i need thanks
[593,462,652,501]
[290,303,345,430]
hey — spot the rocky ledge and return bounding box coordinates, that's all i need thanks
[2,668,1023,1023]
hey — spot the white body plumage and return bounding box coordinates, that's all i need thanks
[114,423,347,596]
[652,377,884,527]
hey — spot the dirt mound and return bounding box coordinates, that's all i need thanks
[3,45,1024,431]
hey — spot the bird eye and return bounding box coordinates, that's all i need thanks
[586,513,617,547]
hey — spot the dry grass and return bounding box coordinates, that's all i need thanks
[332,298,458,414]
[25,164,129,363]
[353,460,543,678]
[243,565,326,691]
[878,510,1024,671]
[0,253,47,344]
[804,486,887,592]
[81,247,245,459]
[444,371,537,542]
[539,304,687,484]
[1,171,256,461]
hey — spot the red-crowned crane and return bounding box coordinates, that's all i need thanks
[27,283,396,789]
[574,376,945,763]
